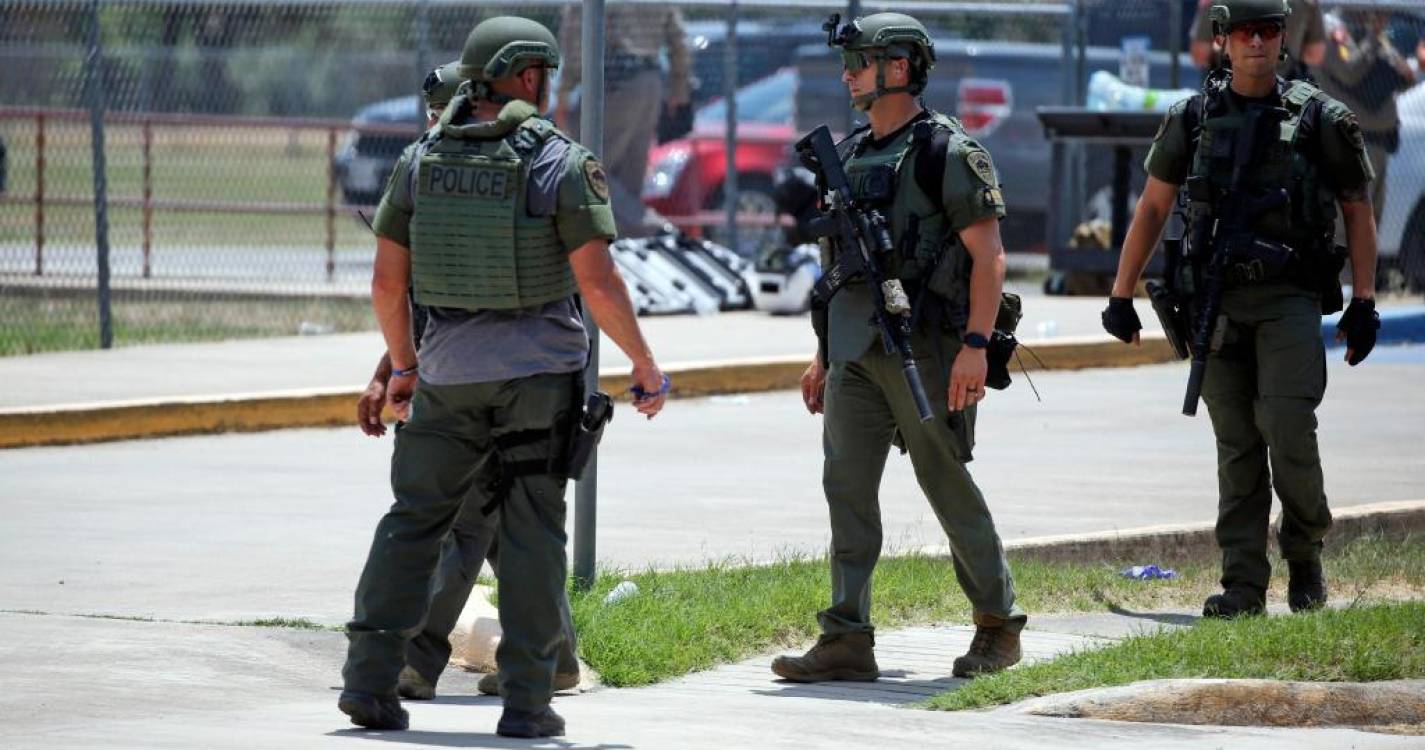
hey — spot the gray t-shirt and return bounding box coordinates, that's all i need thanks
[417,299,589,385]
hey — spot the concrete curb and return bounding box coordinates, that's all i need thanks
[0,334,1179,448]
[912,499,1425,565]
[1010,678,1425,728]
[1323,305,1425,349]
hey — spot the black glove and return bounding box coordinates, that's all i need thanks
[1337,297,1379,366]
[1101,297,1142,343]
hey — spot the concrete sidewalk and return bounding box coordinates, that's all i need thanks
[0,284,1185,447]
[1,609,1412,749]
[2,290,1422,448]
[0,282,1123,409]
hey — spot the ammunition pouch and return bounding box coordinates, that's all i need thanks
[1285,242,1347,315]
[985,331,1016,391]
[985,292,1023,391]
[1223,238,1294,287]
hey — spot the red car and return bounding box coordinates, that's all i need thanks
[641,67,1013,255]
[641,68,798,255]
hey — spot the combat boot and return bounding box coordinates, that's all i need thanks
[497,706,566,738]
[952,613,1026,678]
[477,667,582,696]
[1287,559,1327,613]
[337,690,409,731]
[396,665,435,700]
[770,632,879,682]
[1202,585,1266,619]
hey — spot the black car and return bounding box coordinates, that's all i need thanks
[331,96,424,207]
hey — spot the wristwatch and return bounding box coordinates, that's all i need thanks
[963,332,990,350]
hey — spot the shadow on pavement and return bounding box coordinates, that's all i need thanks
[753,675,968,706]
[328,728,631,750]
[1103,603,1199,628]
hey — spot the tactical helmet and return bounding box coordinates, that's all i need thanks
[458,16,561,83]
[824,12,936,110]
[1209,0,1290,34]
[421,60,465,110]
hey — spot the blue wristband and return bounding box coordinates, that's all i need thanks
[630,374,671,400]
[392,364,419,377]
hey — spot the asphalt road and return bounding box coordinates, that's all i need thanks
[2,352,1421,625]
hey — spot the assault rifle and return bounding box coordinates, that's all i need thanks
[797,125,934,422]
[1180,104,1290,416]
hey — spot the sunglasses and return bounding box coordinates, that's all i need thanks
[840,50,875,73]
[1227,21,1284,43]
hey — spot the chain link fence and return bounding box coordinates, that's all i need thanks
[0,0,1420,355]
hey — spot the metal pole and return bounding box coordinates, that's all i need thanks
[34,113,45,277]
[1067,0,1087,246]
[141,119,152,279]
[1168,0,1183,89]
[722,0,738,254]
[325,128,337,281]
[1048,0,1075,262]
[87,0,113,349]
[573,0,606,593]
[415,0,431,124]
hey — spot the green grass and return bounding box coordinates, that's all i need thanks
[567,535,1425,688]
[926,601,1425,711]
[0,120,375,250]
[0,293,375,356]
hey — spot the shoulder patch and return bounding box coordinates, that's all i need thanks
[966,149,997,186]
[583,157,611,202]
[1338,111,1366,152]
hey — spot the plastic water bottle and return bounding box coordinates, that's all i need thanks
[604,580,640,605]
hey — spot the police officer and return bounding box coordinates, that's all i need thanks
[354,59,582,705]
[1317,8,1418,225]
[1102,0,1380,619]
[339,17,667,738]
[772,12,1027,683]
[1189,0,1326,78]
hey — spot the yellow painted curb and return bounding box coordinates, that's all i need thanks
[0,334,1179,449]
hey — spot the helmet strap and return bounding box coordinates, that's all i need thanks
[534,67,549,113]
[852,55,916,111]
[472,80,515,106]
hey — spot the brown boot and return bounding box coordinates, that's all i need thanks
[952,613,1026,678]
[477,668,582,696]
[770,632,879,683]
[396,665,435,700]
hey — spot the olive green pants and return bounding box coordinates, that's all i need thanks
[405,499,579,687]
[1201,283,1332,593]
[344,372,579,712]
[818,340,1020,635]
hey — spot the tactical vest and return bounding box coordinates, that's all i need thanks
[1187,80,1337,256]
[838,112,972,326]
[409,99,576,311]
